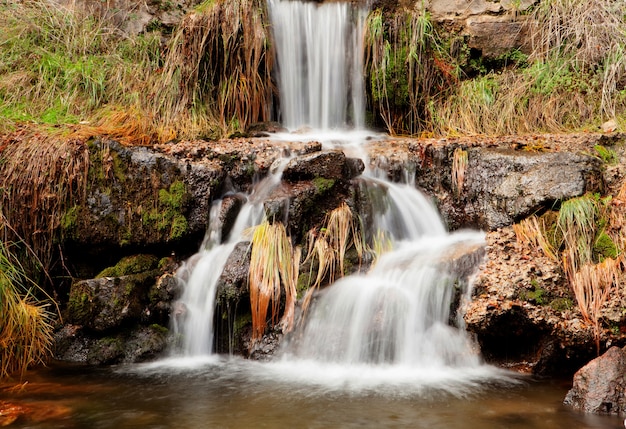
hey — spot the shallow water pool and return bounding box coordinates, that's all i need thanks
[1,357,623,429]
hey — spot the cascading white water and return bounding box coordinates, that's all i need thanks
[172,166,287,356]
[266,0,487,370]
[268,0,368,131]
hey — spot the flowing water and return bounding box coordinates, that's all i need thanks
[268,0,368,130]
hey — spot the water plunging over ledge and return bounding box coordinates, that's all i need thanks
[169,0,509,390]
[268,0,368,131]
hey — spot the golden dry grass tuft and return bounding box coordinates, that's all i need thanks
[0,128,89,276]
[150,0,274,139]
[515,192,626,353]
[248,221,301,342]
[0,229,54,380]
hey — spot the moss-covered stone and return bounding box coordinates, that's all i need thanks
[96,254,159,278]
[142,180,190,240]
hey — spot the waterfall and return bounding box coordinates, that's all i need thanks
[172,167,286,356]
[268,0,368,130]
[171,0,489,377]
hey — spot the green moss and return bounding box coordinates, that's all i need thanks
[143,180,189,240]
[550,297,574,311]
[594,230,619,261]
[312,177,336,195]
[68,283,95,324]
[60,205,80,238]
[149,324,169,335]
[519,286,545,305]
[96,254,159,278]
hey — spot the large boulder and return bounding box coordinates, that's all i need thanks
[564,346,626,415]
[463,148,602,229]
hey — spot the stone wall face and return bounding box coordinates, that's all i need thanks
[428,0,537,57]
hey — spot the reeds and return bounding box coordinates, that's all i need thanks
[514,194,625,353]
[300,203,364,315]
[0,130,89,277]
[429,0,626,135]
[150,0,274,138]
[365,6,454,135]
[248,221,301,342]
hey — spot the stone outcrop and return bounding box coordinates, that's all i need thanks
[564,346,626,415]
[48,131,626,378]
[463,148,602,229]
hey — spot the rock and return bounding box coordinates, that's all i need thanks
[466,16,528,58]
[463,148,603,229]
[67,268,160,332]
[246,121,287,137]
[282,150,363,181]
[602,119,619,133]
[564,346,626,415]
[216,242,251,306]
[54,324,168,365]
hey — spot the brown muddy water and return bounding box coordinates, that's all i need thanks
[1,357,623,429]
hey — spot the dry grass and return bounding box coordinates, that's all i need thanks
[0,233,54,380]
[300,203,364,316]
[365,6,455,135]
[513,215,558,261]
[150,0,274,139]
[451,148,468,196]
[514,193,626,353]
[0,128,89,277]
[427,0,626,136]
[248,221,301,342]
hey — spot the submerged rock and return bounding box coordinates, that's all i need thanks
[564,346,626,415]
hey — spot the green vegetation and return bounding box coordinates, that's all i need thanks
[96,254,159,278]
[143,181,189,240]
[514,192,625,354]
[0,0,272,143]
[364,0,626,136]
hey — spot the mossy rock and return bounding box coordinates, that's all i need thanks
[96,254,159,278]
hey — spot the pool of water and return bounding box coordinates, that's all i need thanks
[1,357,623,429]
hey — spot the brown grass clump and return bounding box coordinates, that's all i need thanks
[150,0,274,139]
[0,232,54,380]
[428,0,626,136]
[365,6,455,135]
[514,193,626,354]
[0,128,89,276]
[300,203,364,316]
[248,221,301,342]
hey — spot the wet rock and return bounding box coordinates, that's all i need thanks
[564,346,626,415]
[66,262,161,332]
[282,150,363,181]
[55,324,168,365]
[219,194,246,242]
[216,242,251,306]
[246,121,287,137]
